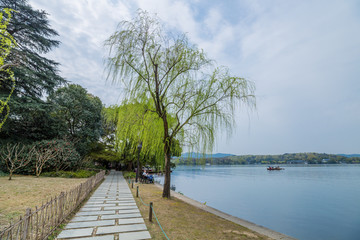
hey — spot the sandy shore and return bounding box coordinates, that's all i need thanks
[155,183,297,240]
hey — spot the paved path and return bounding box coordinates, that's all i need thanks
[57,171,151,240]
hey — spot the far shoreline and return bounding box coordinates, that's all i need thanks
[154,183,297,240]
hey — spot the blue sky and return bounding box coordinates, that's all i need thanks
[29,0,360,155]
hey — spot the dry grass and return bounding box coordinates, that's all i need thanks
[129,182,272,240]
[0,175,87,230]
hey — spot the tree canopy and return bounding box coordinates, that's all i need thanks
[0,7,16,129]
[105,10,255,197]
[0,1,108,177]
[0,0,65,141]
[0,0,65,98]
[48,84,103,156]
[103,100,182,171]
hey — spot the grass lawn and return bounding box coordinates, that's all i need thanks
[0,175,87,231]
[129,182,271,240]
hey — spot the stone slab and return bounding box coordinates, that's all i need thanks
[117,209,140,214]
[118,231,151,240]
[71,236,114,240]
[101,213,142,220]
[72,216,99,222]
[66,220,115,229]
[81,207,102,211]
[57,228,93,239]
[105,201,135,204]
[85,204,116,207]
[96,224,147,235]
[118,218,144,225]
[76,210,115,216]
[104,206,138,210]
[117,203,137,206]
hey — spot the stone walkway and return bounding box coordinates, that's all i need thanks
[57,171,151,240]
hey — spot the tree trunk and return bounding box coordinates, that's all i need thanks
[162,110,172,198]
[36,167,40,178]
[162,142,172,198]
[8,170,13,180]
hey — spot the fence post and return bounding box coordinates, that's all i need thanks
[22,208,31,240]
[59,192,64,222]
[149,202,153,222]
[136,186,139,198]
[35,206,39,239]
[76,184,83,204]
[132,180,134,189]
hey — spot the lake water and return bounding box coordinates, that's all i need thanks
[155,165,360,240]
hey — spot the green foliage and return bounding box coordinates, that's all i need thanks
[104,101,182,170]
[0,0,65,142]
[123,171,136,179]
[36,139,81,172]
[105,10,255,197]
[175,153,360,165]
[41,170,96,178]
[0,0,65,99]
[86,142,120,169]
[104,101,164,166]
[0,98,67,141]
[0,7,16,129]
[105,10,255,154]
[48,84,103,156]
[0,170,7,176]
[80,156,108,170]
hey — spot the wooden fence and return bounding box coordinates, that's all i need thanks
[0,170,105,240]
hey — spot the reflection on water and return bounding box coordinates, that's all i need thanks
[155,165,360,240]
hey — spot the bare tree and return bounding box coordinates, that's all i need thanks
[0,143,35,180]
[33,143,60,177]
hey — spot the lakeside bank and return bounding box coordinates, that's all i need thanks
[154,183,296,240]
[127,180,295,240]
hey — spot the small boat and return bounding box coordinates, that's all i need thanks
[267,166,284,171]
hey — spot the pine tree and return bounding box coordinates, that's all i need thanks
[0,0,65,97]
[0,0,66,140]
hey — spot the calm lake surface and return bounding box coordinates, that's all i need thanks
[155,165,360,240]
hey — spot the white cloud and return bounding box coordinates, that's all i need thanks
[28,0,360,154]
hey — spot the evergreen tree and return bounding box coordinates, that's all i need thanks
[48,84,103,156]
[0,0,65,140]
[0,8,16,129]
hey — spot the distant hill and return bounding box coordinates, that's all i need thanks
[338,154,360,158]
[180,152,235,159]
[174,152,360,165]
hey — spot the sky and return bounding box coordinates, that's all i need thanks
[28,0,360,155]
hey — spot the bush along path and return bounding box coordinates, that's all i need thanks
[57,171,151,240]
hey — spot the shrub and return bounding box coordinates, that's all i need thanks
[0,170,8,177]
[123,171,136,179]
[0,139,82,176]
[41,170,96,178]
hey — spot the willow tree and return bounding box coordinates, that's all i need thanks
[105,10,255,198]
[104,100,180,171]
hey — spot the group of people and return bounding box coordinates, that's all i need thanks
[142,170,154,183]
